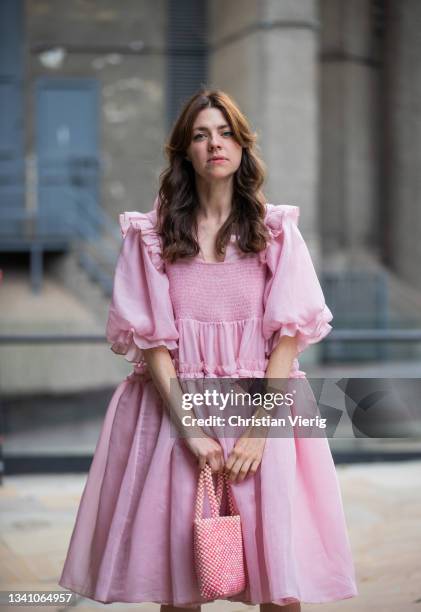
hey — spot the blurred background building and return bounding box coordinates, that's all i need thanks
[1,0,421,470]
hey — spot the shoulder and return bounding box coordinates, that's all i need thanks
[118,197,164,271]
[119,195,160,237]
[119,208,157,238]
[263,202,300,238]
[259,203,300,266]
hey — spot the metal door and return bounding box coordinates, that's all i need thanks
[36,78,99,238]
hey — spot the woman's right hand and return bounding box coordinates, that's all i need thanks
[183,435,225,473]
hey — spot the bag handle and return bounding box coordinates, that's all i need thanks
[194,464,237,521]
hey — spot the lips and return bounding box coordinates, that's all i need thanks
[209,157,227,161]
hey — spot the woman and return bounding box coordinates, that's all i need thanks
[58,89,358,610]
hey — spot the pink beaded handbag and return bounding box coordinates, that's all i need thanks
[193,464,247,600]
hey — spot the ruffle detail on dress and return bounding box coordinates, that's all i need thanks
[173,359,305,379]
[265,305,333,355]
[125,362,153,383]
[259,203,300,264]
[164,317,306,379]
[173,356,269,378]
[119,208,164,272]
[109,327,178,365]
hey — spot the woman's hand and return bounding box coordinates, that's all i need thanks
[224,427,267,484]
[183,434,225,473]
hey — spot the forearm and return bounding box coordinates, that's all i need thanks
[264,334,298,391]
[249,335,299,435]
[142,346,204,438]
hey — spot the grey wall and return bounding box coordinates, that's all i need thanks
[385,0,421,291]
[319,0,380,258]
[25,0,168,216]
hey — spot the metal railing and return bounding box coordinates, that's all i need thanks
[2,329,421,344]
[0,187,122,295]
[1,330,421,481]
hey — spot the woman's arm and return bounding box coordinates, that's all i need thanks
[254,334,299,425]
[142,347,226,473]
[142,346,197,436]
[224,335,299,483]
[266,334,299,378]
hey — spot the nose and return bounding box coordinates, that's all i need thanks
[208,131,222,149]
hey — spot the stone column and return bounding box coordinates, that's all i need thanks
[208,0,320,254]
[385,0,421,291]
[319,0,380,260]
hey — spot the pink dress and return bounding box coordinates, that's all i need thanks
[58,199,358,608]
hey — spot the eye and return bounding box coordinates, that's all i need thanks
[223,130,233,137]
[193,133,205,141]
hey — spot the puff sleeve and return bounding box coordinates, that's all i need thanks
[105,209,179,364]
[262,204,333,356]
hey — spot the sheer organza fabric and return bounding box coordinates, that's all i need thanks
[58,200,358,608]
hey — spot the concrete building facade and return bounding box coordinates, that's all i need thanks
[1,0,421,394]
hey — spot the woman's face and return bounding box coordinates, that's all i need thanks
[185,107,243,182]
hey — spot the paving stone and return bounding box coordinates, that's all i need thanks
[1,462,420,611]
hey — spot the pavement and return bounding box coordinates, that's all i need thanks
[1,460,421,612]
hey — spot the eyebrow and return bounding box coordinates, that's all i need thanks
[193,124,230,132]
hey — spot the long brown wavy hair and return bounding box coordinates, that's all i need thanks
[156,88,271,264]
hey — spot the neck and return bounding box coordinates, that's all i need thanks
[194,177,233,223]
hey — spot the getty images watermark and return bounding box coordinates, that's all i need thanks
[168,377,421,439]
[180,386,326,430]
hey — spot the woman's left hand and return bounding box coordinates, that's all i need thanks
[224,428,267,484]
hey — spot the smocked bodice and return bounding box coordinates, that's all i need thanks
[166,256,266,322]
